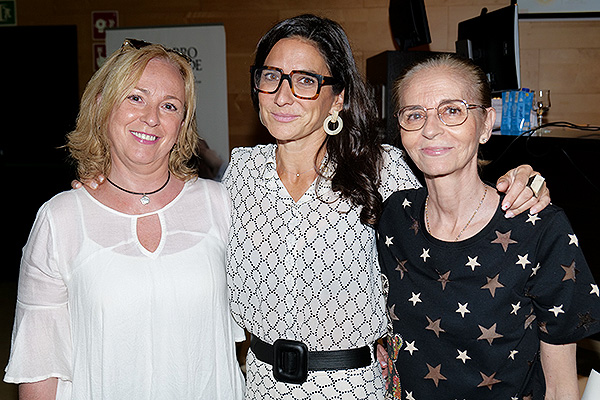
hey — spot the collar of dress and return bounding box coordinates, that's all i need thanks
[261,144,336,200]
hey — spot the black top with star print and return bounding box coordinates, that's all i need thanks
[377,187,600,400]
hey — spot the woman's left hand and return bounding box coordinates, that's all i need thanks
[376,343,389,382]
[496,164,550,218]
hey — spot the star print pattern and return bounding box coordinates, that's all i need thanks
[568,234,579,246]
[481,274,505,297]
[511,302,521,315]
[524,313,536,330]
[456,302,471,318]
[478,323,504,345]
[478,371,502,390]
[224,144,420,399]
[526,213,541,225]
[549,305,565,317]
[516,254,531,269]
[466,256,481,271]
[409,292,422,306]
[425,316,445,337]
[424,364,447,387]
[409,217,420,235]
[457,349,471,363]
[395,257,408,279]
[491,230,518,252]
[377,188,600,399]
[388,304,399,321]
[577,311,599,331]
[385,236,394,246]
[437,270,451,290]
[404,341,418,355]
[561,260,578,282]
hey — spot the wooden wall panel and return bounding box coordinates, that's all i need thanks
[519,48,540,90]
[424,6,452,51]
[552,94,600,126]
[519,21,600,49]
[540,49,600,94]
[13,0,600,149]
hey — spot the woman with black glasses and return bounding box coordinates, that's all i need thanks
[4,40,245,399]
[223,14,549,399]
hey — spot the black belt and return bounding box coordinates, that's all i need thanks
[250,335,372,384]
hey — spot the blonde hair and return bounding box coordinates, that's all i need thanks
[66,42,199,181]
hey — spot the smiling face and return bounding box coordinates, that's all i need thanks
[399,66,495,180]
[257,37,344,145]
[106,57,185,173]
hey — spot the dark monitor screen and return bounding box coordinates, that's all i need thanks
[456,4,520,93]
[389,0,432,51]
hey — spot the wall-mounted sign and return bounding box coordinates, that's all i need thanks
[92,11,118,41]
[93,43,107,71]
[0,0,16,26]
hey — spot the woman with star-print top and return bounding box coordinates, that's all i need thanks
[377,54,600,400]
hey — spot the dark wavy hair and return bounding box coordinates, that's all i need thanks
[251,14,384,225]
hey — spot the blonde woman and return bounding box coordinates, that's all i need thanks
[4,40,245,400]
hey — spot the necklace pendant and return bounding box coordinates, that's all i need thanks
[140,195,150,205]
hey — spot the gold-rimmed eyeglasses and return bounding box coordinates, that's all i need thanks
[396,99,487,131]
[120,38,192,64]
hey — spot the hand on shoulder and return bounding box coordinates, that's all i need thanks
[72,175,105,190]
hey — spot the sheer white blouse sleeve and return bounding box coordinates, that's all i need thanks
[4,201,72,383]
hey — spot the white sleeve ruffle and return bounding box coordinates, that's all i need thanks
[4,300,72,383]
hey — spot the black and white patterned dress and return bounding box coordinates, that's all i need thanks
[223,144,420,399]
[377,187,600,400]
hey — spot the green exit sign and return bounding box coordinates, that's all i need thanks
[0,1,16,26]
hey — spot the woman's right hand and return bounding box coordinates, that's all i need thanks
[72,175,105,190]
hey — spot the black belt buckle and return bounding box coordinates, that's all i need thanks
[272,339,308,384]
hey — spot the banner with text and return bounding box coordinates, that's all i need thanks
[106,25,229,162]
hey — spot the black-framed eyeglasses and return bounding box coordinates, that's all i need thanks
[121,38,192,64]
[396,99,488,131]
[251,66,338,100]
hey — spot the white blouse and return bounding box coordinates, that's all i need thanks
[4,179,245,400]
[223,144,420,399]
